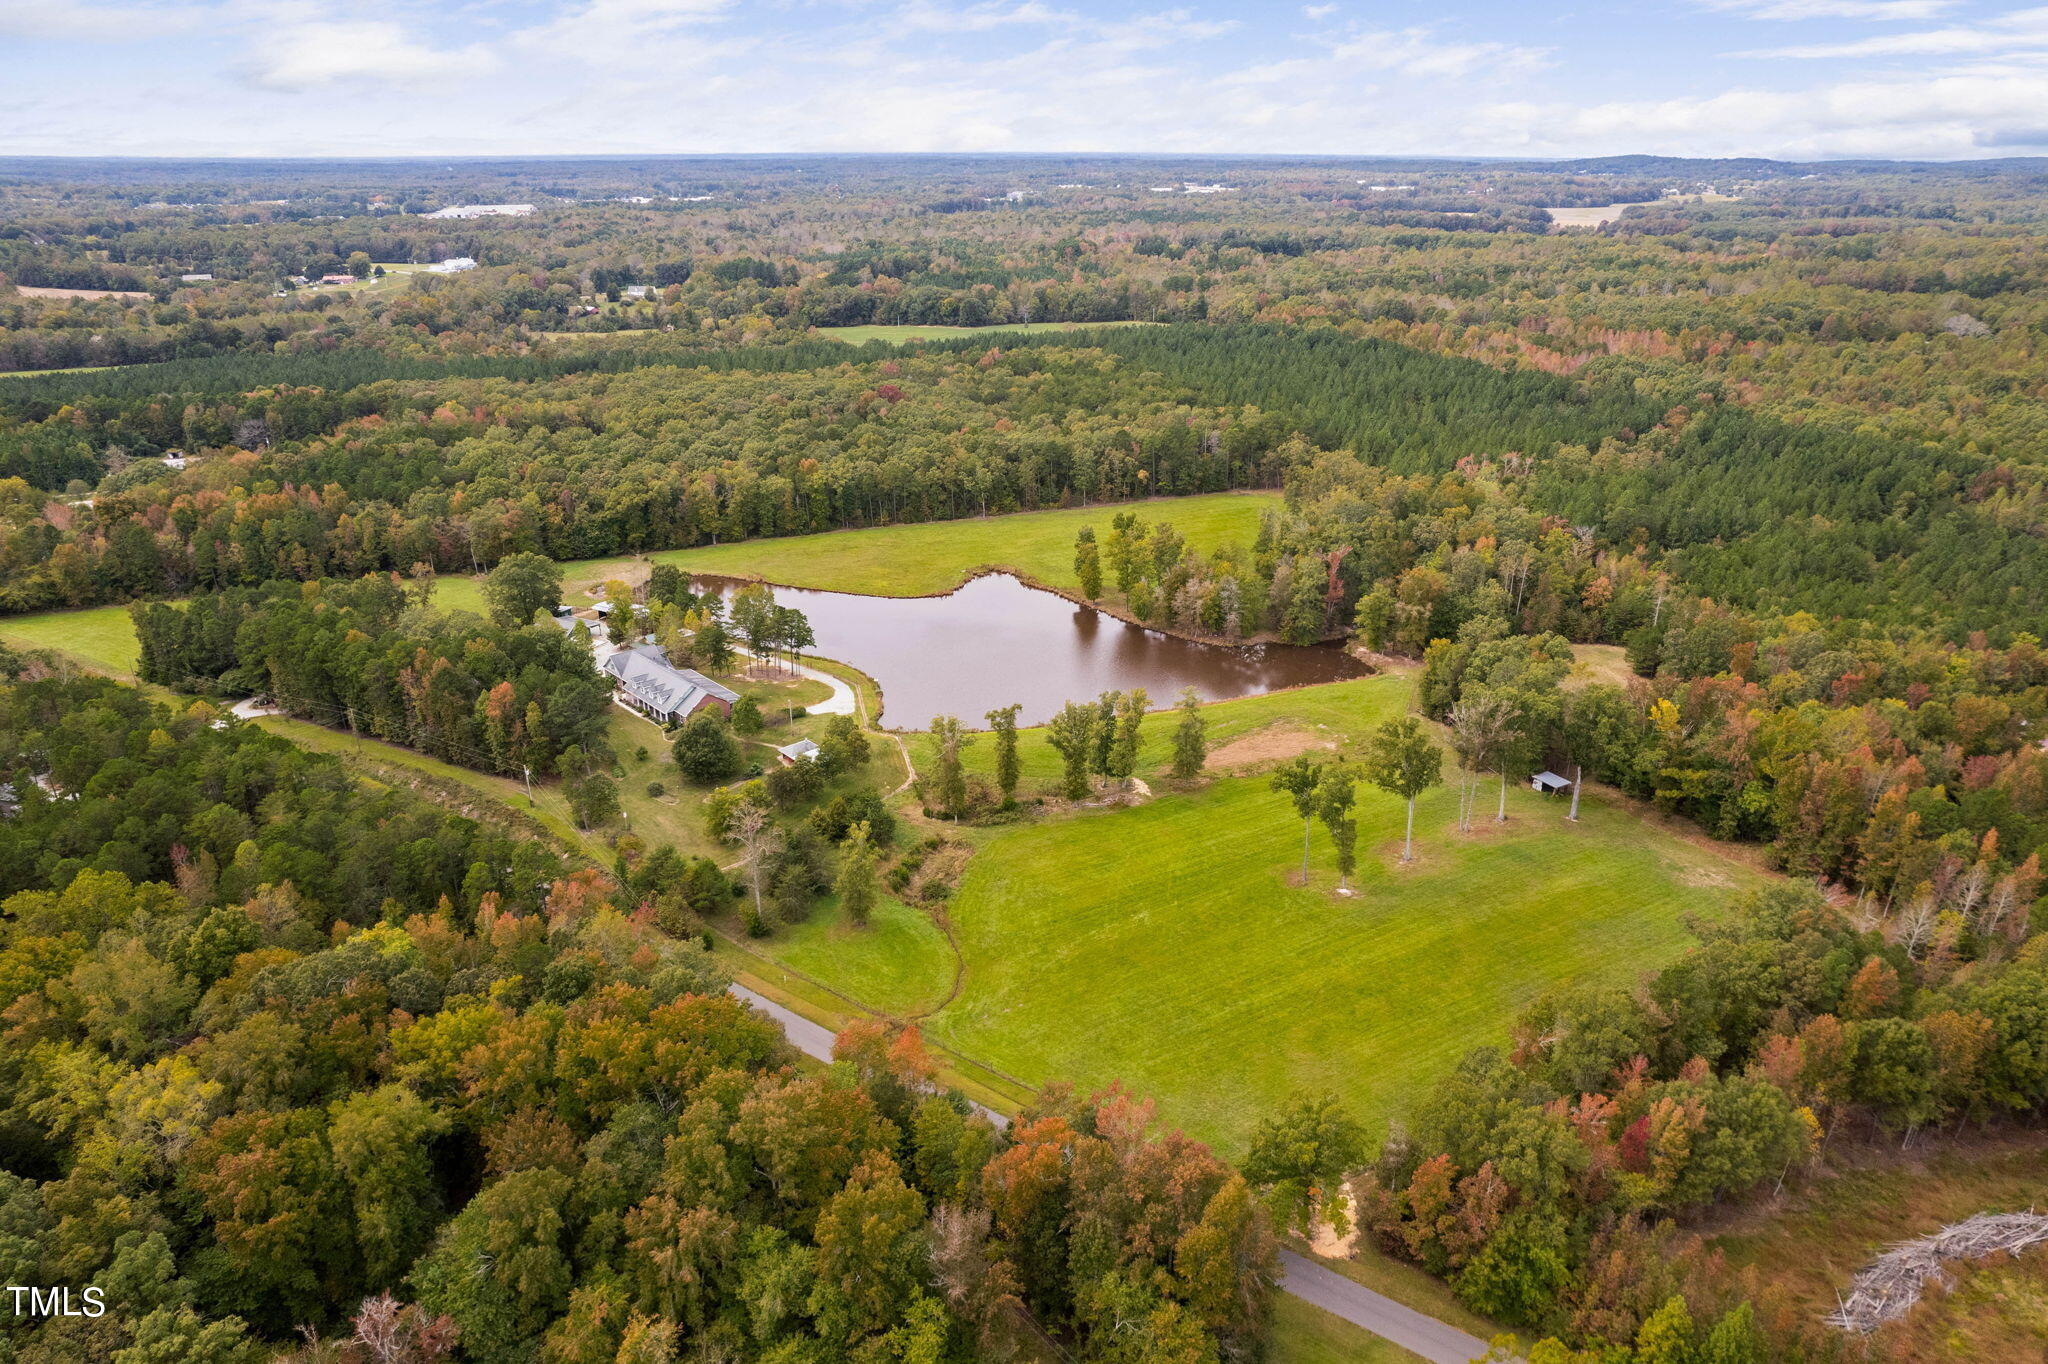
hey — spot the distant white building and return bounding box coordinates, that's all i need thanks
[161,450,188,470]
[180,273,213,282]
[424,203,536,219]
[623,284,651,298]
[776,739,821,766]
[427,257,477,274]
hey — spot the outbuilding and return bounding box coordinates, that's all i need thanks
[776,739,821,766]
[1531,770,1572,795]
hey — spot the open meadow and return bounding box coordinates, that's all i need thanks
[773,672,1767,1153]
[648,490,1278,597]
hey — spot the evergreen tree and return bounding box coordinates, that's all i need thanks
[928,715,970,818]
[673,712,742,784]
[482,552,563,628]
[1108,688,1148,781]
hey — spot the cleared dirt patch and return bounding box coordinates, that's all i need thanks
[1208,725,1336,771]
[14,285,149,300]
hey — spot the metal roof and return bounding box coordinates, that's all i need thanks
[602,645,737,719]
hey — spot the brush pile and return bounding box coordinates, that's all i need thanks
[1827,1210,2048,1332]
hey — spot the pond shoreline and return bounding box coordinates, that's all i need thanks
[691,567,1372,730]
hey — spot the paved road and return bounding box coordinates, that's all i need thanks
[1278,1251,1497,1363]
[726,983,1008,1129]
[735,649,857,716]
[728,983,840,1060]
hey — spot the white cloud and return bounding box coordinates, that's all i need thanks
[1465,66,2048,158]
[892,1,1070,33]
[507,0,734,64]
[1303,3,1338,18]
[1740,6,2048,57]
[1693,0,1955,20]
[0,0,206,40]
[242,19,501,88]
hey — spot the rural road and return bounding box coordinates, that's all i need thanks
[726,982,1009,1129]
[1279,1251,1498,1363]
[723,986,1492,1358]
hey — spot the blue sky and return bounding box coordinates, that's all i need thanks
[4,0,2048,159]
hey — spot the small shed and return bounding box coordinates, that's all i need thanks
[776,739,821,766]
[1531,770,1572,795]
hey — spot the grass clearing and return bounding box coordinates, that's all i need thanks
[0,492,1275,680]
[650,492,1279,598]
[794,669,1767,1153]
[814,321,1156,346]
[767,895,956,1018]
[0,604,141,674]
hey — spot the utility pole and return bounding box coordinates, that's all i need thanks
[1568,763,1582,822]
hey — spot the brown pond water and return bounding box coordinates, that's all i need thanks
[693,572,1368,728]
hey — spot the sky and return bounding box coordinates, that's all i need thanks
[4,0,2048,161]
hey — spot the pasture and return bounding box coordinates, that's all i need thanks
[784,671,1767,1153]
[0,604,141,673]
[649,491,1278,598]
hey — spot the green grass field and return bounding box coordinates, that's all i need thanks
[814,321,1156,346]
[651,492,1279,598]
[0,604,141,673]
[776,669,1767,1153]
[922,767,1756,1153]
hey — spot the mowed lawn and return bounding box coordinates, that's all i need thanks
[814,321,1156,346]
[0,604,140,673]
[924,771,1758,1153]
[650,492,1279,597]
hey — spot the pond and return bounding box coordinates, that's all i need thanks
[692,571,1368,728]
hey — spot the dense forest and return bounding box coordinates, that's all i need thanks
[0,658,1276,1362]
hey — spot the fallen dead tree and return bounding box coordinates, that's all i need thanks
[1827,1210,2048,1333]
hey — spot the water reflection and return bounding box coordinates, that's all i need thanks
[693,572,1368,728]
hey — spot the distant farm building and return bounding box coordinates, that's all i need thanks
[428,257,478,273]
[424,203,536,219]
[602,645,739,726]
[1531,771,1572,794]
[180,273,213,282]
[317,274,355,286]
